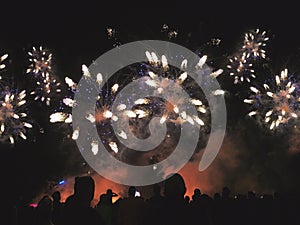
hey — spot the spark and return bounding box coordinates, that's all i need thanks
[65,77,77,90]
[91,141,99,155]
[82,64,91,78]
[0,54,8,70]
[50,112,69,123]
[72,129,79,140]
[196,55,207,69]
[109,141,118,153]
[210,69,223,78]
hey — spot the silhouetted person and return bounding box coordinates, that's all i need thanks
[214,192,221,201]
[95,194,113,225]
[51,191,63,225]
[184,195,190,204]
[221,186,231,200]
[114,186,148,225]
[34,195,53,225]
[62,176,104,225]
[147,183,164,205]
[217,187,234,225]
[190,188,201,205]
[147,184,164,225]
[161,173,191,225]
[105,189,117,205]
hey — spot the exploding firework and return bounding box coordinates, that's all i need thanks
[0,89,33,144]
[49,76,77,139]
[49,77,76,124]
[26,46,61,106]
[227,54,255,84]
[242,29,269,60]
[161,24,178,39]
[106,27,121,47]
[244,68,300,130]
[143,51,209,126]
[27,46,52,76]
[72,51,224,159]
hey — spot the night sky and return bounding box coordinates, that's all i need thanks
[1,0,300,204]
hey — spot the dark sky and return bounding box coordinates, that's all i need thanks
[1,0,300,203]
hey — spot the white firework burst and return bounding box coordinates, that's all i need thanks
[0,89,32,144]
[242,28,269,60]
[244,68,300,130]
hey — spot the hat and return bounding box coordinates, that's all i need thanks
[106,189,118,197]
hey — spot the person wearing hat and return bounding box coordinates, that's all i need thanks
[106,189,118,205]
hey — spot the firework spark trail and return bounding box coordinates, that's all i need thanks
[26,46,61,106]
[0,89,32,144]
[0,53,9,88]
[244,68,300,130]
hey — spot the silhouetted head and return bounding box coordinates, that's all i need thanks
[214,192,221,200]
[51,191,61,203]
[106,189,118,197]
[164,173,186,199]
[98,194,110,205]
[74,176,95,205]
[222,186,231,198]
[193,188,201,196]
[128,186,136,198]
[184,195,190,203]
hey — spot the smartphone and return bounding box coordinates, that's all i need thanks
[135,190,141,197]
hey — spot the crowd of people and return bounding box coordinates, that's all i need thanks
[4,173,300,225]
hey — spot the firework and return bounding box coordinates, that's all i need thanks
[27,46,52,76]
[143,52,209,126]
[227,55,255,84]
[242,28,269,60]
[0,53,9,88]
[71,49,224,160]
[0,53,8,71]
[161,24,178,39]
[0,89,32,144]
[244,68,300,130]
[106,27,121,47]
[49,76,77,139]
[27,46,61,106]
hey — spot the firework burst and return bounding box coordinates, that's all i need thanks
[0,89,33,144]
[227,54,255,84]
[244,68,300,130]
[143,51,209,126]
[49,76,77,140]
[242,28,269,60]
[26,46,61,106]
[27,46,52,76]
